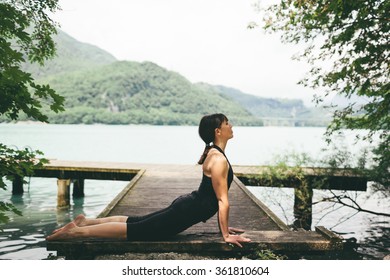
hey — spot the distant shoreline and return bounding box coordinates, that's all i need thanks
[0,120,329,128]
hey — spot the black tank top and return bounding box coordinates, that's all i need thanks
[194,145,234,221]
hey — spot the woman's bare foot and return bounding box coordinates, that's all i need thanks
[46,222,77,241]
[72,214,87,226]
[52,214,87,234]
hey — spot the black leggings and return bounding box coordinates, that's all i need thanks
[125,194,201,240]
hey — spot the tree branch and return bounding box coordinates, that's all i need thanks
[317,193,390,217]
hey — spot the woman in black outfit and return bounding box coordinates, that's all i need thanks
[46,113,251,247]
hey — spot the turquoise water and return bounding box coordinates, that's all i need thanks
[0,123,388,259]
[0,178,126,259]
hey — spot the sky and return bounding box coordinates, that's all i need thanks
[51,0,319,106]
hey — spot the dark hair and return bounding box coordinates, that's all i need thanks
[197,113,228,164]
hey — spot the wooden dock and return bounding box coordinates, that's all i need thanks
[44,160,346,259]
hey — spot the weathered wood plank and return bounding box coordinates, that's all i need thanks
[97,169,145,218]
[47,228,342,259]
[30,160,153,186]
[234,165,368,191]
[106,170,282,232]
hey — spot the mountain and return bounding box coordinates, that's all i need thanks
[22,29,117,78]
[197,84,305,118]
[197,84,332,126]
[39,60,260,125]
[11,29,330,126]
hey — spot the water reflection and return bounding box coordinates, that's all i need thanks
[356,220,390,259]
[0,220,55,260]
[9,194,24,206]
[0,178,127,260]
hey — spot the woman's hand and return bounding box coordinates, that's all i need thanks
[228,227,245,235]
[224,234,251,248]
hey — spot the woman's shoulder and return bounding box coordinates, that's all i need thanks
[204,149,228,172]
[208,148,227,162]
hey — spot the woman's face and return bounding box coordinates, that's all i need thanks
[217,119,233,140]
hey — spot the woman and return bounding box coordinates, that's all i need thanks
[46,113,251,248]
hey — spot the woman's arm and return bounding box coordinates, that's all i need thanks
[210,154,251,247]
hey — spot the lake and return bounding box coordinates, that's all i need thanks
[0,123,388,259]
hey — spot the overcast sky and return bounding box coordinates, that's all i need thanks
[52,0,319,106]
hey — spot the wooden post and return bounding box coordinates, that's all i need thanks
[293,183,313,230]
[57,179,71,208]
[72,179,85,197]
[12,176,24,195]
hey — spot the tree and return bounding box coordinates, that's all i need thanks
[0,0,64,223]
[255,0,389,188]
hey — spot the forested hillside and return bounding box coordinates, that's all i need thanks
[201,84,332,126]
[22,30,117,78]
[6,29,330,126]
[38,61,260,125]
